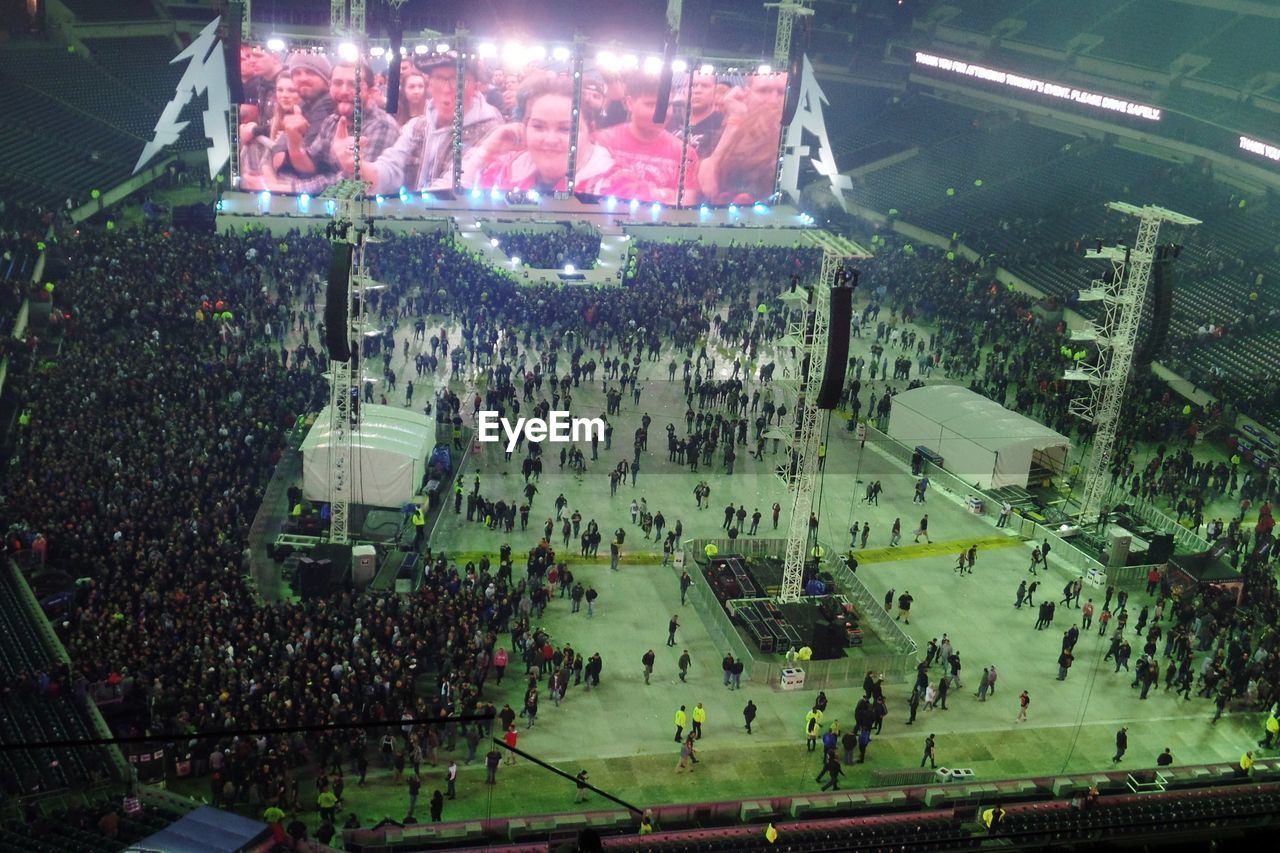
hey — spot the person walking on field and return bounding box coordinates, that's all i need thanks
[920,733,937,769]
[1016,690,1029,722]
[914,515,931,544]
[1113,726,1128,763]
[674,705,687,742]
[642,649,656,685]
[743,699,757,734]
[692,703,706,739]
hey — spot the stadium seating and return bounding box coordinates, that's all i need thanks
[57,0,159,23]
[0,565,118,795]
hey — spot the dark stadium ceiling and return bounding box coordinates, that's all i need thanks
[241,0,897,54]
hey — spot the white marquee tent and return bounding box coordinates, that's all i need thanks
[886,385,1070,489]
[301,404,434,508]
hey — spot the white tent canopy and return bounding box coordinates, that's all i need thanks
[887,385,1070,489]
[301,404,434,508]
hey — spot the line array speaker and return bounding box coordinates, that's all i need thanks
[816,286,853,409]
[325,243,353,361]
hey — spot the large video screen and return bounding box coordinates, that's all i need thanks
[237,46,405,195]
[570,58,787,206]
[234,42,787,206]
[455,45,578,195]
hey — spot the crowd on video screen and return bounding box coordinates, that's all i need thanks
[236,43,787,206]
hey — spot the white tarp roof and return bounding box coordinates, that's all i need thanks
[887,385,1070,489]
[300,404,433,507]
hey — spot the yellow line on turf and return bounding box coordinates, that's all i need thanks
[852,534,1023,564]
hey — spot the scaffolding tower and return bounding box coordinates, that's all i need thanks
[764,0,813,69]
[1065,202,1200,526]
[319,181,374,544]
[775,231,858,602]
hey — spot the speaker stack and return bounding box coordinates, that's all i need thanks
[326,243,353,361]
[817,270,858,409]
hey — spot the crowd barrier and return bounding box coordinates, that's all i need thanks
[680,536,919,687]
[1103,483,1214,553]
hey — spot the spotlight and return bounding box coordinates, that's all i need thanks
[478,43,498,59]
[699,63,714,75]
[436,42,451,53]
[757,63,772,75]
[266,37,286,52]
[622,54,639,69]
[370,46,385,57]
[643,56,663,76]
[552,46,571,62]
[629,198,639,209]
[338,42,359,62]
[564,264,575,275]
[528,45,547,61]
[414,44,430,55]
[375,195,385,205]
[511,256,521,266]
[490,238,500,247]
[672,59,688,73]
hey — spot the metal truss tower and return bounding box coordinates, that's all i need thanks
[320,181,373,544]
[776,232,858,602]
[764,0,813,68]
[1065,203,1200,526]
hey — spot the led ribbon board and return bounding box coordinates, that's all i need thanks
[914,52,1161,122]
[1240,135,1280,162]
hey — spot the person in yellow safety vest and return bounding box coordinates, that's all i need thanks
[1260,711,1280,748]
[1239,750,1255,777]
[981,802,1007,832]
[704,543,718,560]
[412,505,426,550]
[817,443,827,470]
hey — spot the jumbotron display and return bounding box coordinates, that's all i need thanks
[234,42,787,206]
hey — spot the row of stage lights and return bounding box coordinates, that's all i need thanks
[252,189,775,220]
[261,37,774,76]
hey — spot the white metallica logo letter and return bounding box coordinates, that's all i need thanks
[780,54,852,212]
[135,17,231,180]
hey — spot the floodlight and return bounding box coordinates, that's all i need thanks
[552,46,571,62]
[414,44,430,55]
[672,59,688,73]
[490,238,499,247]
[337,42,359,62]
[369,46,385,58]
[564,264,575,275]
[699,63,714,75]
[528,45,547,61]
[596,50,619,71]
[511,257,521,266]
[266,37,286,52]
[757,63,772,75]
[436,42,450,53]
[502,42,525,66]
[622,54,639,68]
[478,43,498,58]
[643,56,663,75]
